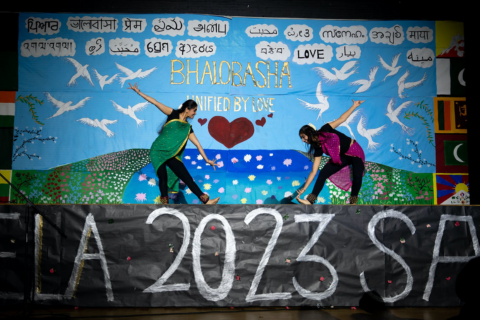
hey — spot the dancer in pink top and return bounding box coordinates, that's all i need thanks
[296,100,366,205]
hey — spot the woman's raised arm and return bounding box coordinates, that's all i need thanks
[127,82,173,116]
[328,99,365,129]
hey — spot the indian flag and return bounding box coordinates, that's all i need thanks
[0,91,15,127]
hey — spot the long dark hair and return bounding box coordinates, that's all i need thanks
[299,125,321,156]
[157,99,198,134]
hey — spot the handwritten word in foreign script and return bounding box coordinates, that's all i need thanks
[146,40,171,53]
[407,52,432,62]
[408,30,431,42]
[26,17,60,35]
[370,25,403,45]
[338,46,357,58]
[177,42,215,56]
[284,24,314,42]
[249,26,278,36]
[123,18,146,33]
[21,38,76,57]
[67,16,117,33]
[188,20,229,38]
[153,17,184,34]
[88,38,104,55]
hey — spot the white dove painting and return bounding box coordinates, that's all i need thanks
[337,108,362,139]
[397,70,427,99]
[357,116,386,151]
[45,93,91,119]
[385,98,415,135]
[312,61,358,84]
[115,62,157,87]
[77,118,118,137]
[65,58,95,87]
[297,81,329,122]
[349,66,378,94]
[378,53,402,82]
[93,69,120,90]
[111,100,150,126]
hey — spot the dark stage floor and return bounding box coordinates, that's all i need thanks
[0,306,465,320]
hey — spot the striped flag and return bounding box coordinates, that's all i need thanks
[436,58,466,97]
[434,97,467,134]
[0,91,15,127]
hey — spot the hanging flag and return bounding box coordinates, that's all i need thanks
[0,170,11,203]
[436,58,466,96]
[444,140,468,166]
[435,134,468,173]
[0,91,15,127]
[434,97,466,134]
[434,174,469,205]
[435,21,464,58]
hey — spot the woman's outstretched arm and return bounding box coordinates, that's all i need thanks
[296,156,322,196]
[328,99,365,129]
[127,82,173,116]
[188,133,217,170]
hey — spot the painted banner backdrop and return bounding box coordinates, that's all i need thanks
[1,204,479,306]
[12,13,454,205]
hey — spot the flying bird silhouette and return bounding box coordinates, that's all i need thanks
[77,118,117,137]
[385,98,415,135]
[397,70,427,99]
[93,69,119,90]
[45,93,91,119]
[115,62,157,87]
[337,108,362,139]
[65,58,95,87]
[378,53,402,82]
[357,115,386,151]
[297,81,329,122]
[350,66,378,93]
[312,61,358,84]
[111,100,149,126]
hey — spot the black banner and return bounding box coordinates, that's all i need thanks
[1,204,479,307]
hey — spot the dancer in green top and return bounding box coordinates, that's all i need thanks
[128,83,219,205]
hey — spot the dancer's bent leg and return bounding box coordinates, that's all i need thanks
[165,157,211,204]
[349,157,365,204]
[156,163,169,204]
[306,162,345,204]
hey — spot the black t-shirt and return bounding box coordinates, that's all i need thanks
[166,109,194,134]
[313,123,352,157]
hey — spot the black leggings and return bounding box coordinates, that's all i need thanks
[312,155,364,197]
[156,157,204,199]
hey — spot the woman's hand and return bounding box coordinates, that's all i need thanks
[127,82,140,93]
[206,159,217,170]
[296,187,306,196]
[352,100,365,108]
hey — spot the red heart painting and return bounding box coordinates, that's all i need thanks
[208,116,254,148]
[255,117,266,127]
[268,113,273,118]
[198,118,207,126]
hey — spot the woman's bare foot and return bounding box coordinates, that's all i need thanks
[296,195,311,205]
[206,197,220,205]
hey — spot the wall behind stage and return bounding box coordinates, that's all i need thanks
[4,13,468,205]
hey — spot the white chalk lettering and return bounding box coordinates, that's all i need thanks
[244,208,292,302]
[293,214,338,300]
[360,210,416,303]
[143,208,191,293]
[423,214,479,301]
